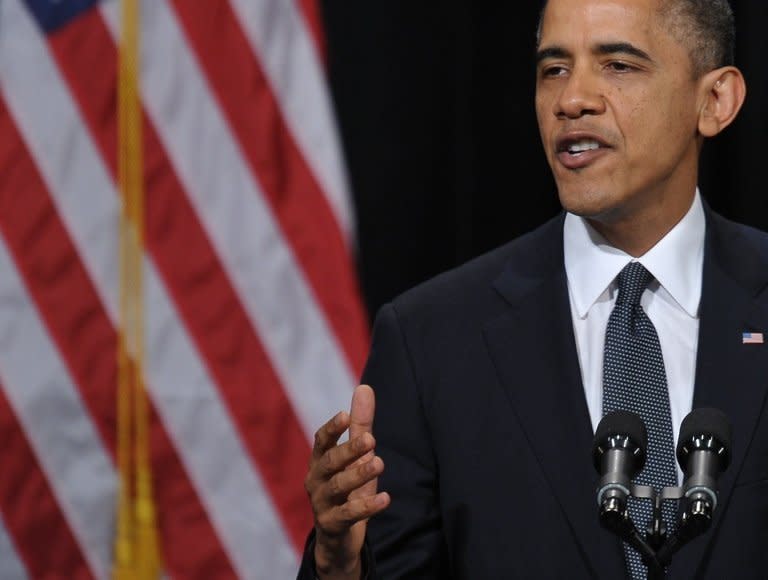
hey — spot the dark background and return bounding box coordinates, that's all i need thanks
[319,1,768,323]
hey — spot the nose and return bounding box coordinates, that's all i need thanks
[554,68,605,119]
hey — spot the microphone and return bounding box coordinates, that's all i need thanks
[676,407,731,529]
[592,410,647,532]
[656,407,732,565]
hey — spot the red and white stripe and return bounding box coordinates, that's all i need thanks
[0,0,368,578]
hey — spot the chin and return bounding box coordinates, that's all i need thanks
[556,188,613,218]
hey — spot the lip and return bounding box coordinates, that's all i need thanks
[554,131,611,170]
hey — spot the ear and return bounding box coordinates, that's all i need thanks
[698,67,747,137]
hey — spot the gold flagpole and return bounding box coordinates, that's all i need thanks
[115,0,161,577]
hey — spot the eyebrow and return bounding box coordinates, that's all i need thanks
[536,42,653,65]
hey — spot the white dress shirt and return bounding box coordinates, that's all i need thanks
[564,190,706,483]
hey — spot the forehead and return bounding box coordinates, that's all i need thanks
[539,0,674,54]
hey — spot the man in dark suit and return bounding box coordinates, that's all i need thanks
[299,0,767,578]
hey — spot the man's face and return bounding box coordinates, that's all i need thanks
[535,0,705,231]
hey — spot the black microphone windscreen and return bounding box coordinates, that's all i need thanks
[593,410,648,458]
[676,407,732,466]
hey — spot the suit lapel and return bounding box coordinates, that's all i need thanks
[482,215,625,579]
[670,210,768,578]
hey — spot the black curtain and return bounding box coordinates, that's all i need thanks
[320,2,768,323]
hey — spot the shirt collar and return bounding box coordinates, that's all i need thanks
[564,190,705,319]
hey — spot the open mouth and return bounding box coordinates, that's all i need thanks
[555,136,608,169]
[557,138,603,155]
[564,140,601,154]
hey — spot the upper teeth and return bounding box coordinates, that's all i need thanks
[568,141,600,153]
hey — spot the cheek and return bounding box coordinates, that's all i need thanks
[646,84,698,136]
[534,99,549,134]
[535,85,558,124]
[620,90,697,164]
[534,109,554,155]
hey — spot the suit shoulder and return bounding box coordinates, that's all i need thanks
[708,210,768,259]
[383,212,564,321]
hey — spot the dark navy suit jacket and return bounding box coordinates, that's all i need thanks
[298,205,768,579]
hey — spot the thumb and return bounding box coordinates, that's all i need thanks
[349,384,375,440]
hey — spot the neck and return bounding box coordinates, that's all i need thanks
[587,191,697,257]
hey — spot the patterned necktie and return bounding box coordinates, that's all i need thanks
[602,262,677,580]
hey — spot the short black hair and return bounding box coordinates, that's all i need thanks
[536,0,735,77]
[659,0,735,75]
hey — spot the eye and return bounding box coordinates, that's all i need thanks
[540,64,569,78]
[605,61,637,73]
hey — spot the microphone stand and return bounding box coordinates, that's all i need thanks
[599,483,706,578]
[641,485,682,579]
[655,493,714,567]
[629,483,666,578]
[598,496,659,569]
[598,484,662,575]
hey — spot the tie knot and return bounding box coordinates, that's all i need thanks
[616,261,652,306]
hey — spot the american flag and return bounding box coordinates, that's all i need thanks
[0,0,369,578]
[742,332,764,344]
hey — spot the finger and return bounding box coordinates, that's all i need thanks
[312,410,350,460]
[349,384,375,441]
[324,455,384,503]
[316,492,391,537]
[313,431,376,480]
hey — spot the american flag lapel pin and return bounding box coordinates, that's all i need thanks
[742,331,764,344]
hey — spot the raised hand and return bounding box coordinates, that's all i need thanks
[305,384,391,580]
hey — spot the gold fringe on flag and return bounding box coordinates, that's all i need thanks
[114,0,162,577]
